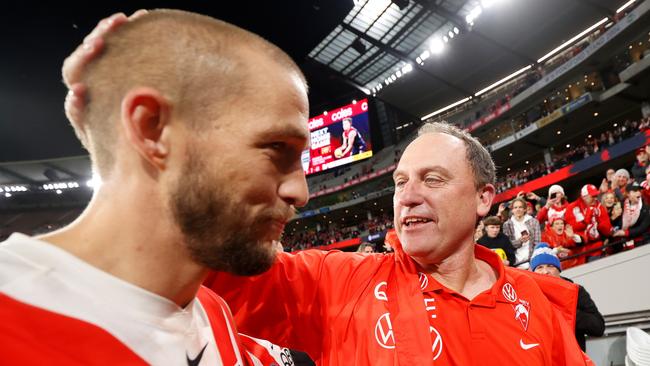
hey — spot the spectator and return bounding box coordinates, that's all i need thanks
[356,242,375,254]
[541,218,581,269]
[600,191,622,230]
[613,169,630,201]
[502,197,542,268]
[631,147,648,182]
[474,220,485,242]
[382,229,396,253]
[565,184,619,264]
[530,243,605,352]
[612,184,650,252]
[476,216,516,266]
[537,184,568,227]
[526,201,537,217]
[641,165,650,204]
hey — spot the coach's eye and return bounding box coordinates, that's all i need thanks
[424,176,441,184]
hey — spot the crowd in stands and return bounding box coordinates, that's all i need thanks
[283,213,393,251]
[302,174,394,211]
[289,108,650,265]
[291,113,650,256]
[477,134,650,272]
[495,117,650,193]
[452,5,641,131]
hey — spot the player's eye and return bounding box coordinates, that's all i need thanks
[268,142,287,151]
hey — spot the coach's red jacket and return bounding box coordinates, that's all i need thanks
[207,238,592,365]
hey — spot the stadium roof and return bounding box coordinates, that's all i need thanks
[308,0,631,119]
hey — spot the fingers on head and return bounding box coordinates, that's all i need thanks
[130,9,148,19]
[62,37,104,86]
[65,83,88,124]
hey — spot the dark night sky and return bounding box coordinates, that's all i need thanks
[0,1,354,162]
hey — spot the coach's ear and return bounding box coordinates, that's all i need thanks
[477,184,496,217]
[120,87,172,171]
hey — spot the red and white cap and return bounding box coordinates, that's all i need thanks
[581,184,599,197]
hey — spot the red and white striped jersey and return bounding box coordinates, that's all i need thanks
[0,233,293,366]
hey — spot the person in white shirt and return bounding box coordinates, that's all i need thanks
[502,197,542,268]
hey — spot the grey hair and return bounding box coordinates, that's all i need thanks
[417,122,496,188]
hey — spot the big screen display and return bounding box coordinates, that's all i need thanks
[302,99,373,175]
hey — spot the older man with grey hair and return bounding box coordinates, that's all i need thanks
[209,122,591,365]
[614,168,631,201]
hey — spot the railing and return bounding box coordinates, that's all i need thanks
[514,236,646,267]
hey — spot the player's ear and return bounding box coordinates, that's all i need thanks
[120,87,172,171]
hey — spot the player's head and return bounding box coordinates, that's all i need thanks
[342,118,352,131]
[393,122,495,266]
[73,9,310,275]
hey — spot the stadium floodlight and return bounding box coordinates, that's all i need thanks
[448,30,455,39]
[465,6,482,24]
[443,35,449,43]
[481,0,497,8]
[537,17,608,63]
[616,0,636,13]
[396,70,402,78]
[453,27,460,34]
[429,38,444,54]
[474,64,532,96]
[402,63,413,73]
[421,50,431,60]
[420,96,472,120]
[5,193,11,198]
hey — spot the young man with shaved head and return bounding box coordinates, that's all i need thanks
[0,10,310,365]
[60,12,592,366]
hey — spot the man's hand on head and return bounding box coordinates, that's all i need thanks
[62,10,147,125]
